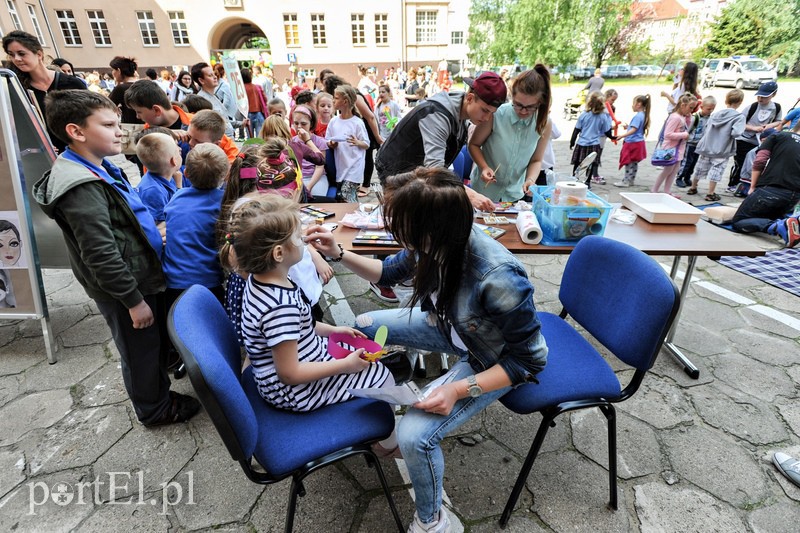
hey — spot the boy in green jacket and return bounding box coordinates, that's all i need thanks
[33,90,199,426]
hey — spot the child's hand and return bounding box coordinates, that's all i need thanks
[660,90,669,98]
[327,140,338,149]
[347,135,362,148]
[173,130,191,143]
[129,300,154,329]
[330,326,367,339]
[297,128,310,142]
[342,348,370,373]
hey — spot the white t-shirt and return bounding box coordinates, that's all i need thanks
[326,116,368,184]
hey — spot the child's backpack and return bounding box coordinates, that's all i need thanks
[745,102,781,124]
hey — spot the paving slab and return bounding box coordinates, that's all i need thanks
[617,378,694,429]
[634,481,746,533]
[21,344,107,393]
[25,405,132,475]
[747,501,800,533]
[661,425,771,507]
[60,315,112,348]
[740,306,800,339]
[711,352,796,403]
[482,402,571,457]
[0,388,73,446]
[572,409,662,479]
[730,328,800,367]
[0,372,23,408]
[0,448,26,499]
[74,498,173,532]
[74,361,129,408]
[690,383,788,446]
[0,336,48,374]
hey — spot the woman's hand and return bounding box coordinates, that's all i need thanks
[304,225,340,258]
[414,382,459,416]
[523,178,536,196]
[480,167,497,185]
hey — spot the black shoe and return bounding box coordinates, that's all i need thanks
[675,179,688,188]
[144,392,201,427]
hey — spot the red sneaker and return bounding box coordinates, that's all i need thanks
[369,283,399,303]
[786,217,800,248]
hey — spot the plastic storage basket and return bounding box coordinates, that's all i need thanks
[532,186,612,245]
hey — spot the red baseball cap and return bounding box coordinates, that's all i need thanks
[463,72,507,108]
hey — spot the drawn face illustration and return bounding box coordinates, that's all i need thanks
[0,229,21,266]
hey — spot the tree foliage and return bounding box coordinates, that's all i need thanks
[468,0,640,68]
[704,0,800,73]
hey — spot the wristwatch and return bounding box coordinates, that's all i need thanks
[467,375,483,398]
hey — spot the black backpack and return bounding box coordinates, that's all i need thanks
[745,102,781,123]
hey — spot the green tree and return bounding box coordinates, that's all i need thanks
[468,0,641,69]
[704,0,800,73]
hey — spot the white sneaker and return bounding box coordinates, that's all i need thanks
[614,181,631,188]
[407,508,451,533]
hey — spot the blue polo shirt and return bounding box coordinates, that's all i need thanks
[624,112,646,143]
[136,171,178,223]
[576,111,612,146]
[163,186,225,289]
[61,149,163,257]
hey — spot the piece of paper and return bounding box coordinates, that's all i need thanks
[348,382,424,405]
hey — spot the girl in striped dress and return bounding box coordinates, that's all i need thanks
[222,194,392,413]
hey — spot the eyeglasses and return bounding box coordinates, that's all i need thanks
[511,101,538,112]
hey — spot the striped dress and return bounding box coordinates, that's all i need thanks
[241,276,390,412]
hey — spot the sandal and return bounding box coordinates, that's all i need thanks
[686,188,698,195]
[357,190,369,198]
[705,193,721,202]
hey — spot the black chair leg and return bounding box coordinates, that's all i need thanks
[600,404,618,510]
[367,451,405,532]
[284,477,305,533]
[499,412,556,528]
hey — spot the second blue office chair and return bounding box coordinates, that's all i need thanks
[168,285,404,533]
[498,236,680,527]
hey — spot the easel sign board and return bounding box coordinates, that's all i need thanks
[0,69,58,362]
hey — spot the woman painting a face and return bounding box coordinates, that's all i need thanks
[0,220,22,267]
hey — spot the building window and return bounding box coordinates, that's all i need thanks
[168,11,189,45]
[27,5,46,45]
[351,14,365,46]
[8,1,23,31]
[136,11,159,46]
[375,14,388,46]
[56,10,82,46]
[283,14,299,46]
[451,31,464,45]
[86,10,111,46]
[416,10,437,43]
[310,13,326,46]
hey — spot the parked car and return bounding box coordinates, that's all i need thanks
[606,65,632,78]
[709,56,777,89]
[700,58,721,88]
[632,65,657,77]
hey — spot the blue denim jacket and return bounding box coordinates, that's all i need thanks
[378,226,548,385]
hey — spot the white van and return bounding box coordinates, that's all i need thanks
[709,56,777,89]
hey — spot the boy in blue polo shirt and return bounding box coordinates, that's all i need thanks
[163,143,229,307]
[33,90,199,427]
[135,131,183,229]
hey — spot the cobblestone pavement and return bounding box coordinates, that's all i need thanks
[1,119,799,531]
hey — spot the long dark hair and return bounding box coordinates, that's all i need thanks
[682,62,699,95]
[2,31,43,86]
[511,64,552,134]
[383,168,473,319]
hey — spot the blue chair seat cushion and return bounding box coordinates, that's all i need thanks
[500,312,621,414]
[241,367,396,476]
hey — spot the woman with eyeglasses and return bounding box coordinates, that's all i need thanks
[468,66,552,202]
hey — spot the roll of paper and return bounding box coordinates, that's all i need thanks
[554,181,588,205]
[515,210,543,245]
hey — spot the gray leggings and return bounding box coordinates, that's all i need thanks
[624,162,638,183]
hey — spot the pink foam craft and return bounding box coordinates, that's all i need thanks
[327,333,382,359]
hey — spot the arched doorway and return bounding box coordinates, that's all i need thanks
[208,18,272,69]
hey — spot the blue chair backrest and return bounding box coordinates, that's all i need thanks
[169,285,259,461]
[460,145,474,181]
[559,236,679,370]
[452,151,465,181]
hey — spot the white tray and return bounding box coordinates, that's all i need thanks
[619,193,704,224]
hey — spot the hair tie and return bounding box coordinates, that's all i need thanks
[239,167,258,179]
[266,152,287,165]
[238,152,247,159]
[224,232,234,244]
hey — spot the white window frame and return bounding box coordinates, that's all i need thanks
[451,31,464,45]
[87,10,111,47]
[351,13,365,46]
[56,10,82,47]
[27,4,46,46]
[8,1,23,31]
[310,13,326,47]
[415,10,438,43]
[168,11,190,46]
[283,13,299,47]
[374,14,388,46]
[136,11,159,47]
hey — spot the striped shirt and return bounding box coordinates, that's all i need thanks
[241,276,390,411]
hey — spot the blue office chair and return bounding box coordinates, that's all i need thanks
[459,145,474,181]
[451,151,465,181]
[498,236,680,527]
[168,285,404,533]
